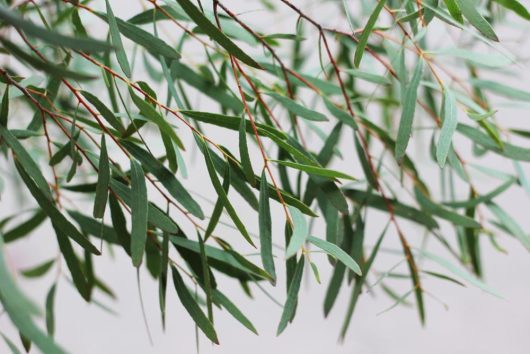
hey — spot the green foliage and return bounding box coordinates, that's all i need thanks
[1,0,530,351]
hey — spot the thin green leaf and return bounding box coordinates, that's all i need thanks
[93,135,109,219]
[105,0,131,77]
[272,160,355,180]
[198,136,254,246]
[122,141,204,219]
[395,59,424,162]
[0,5,110,51]
[455,0,499,41]
[267,92,328,122]
[277,256,305,335]
[285,207,309,259]
[174,0,262,69]
[259,171,276,283]
[171,267,219,344]
[308,236,362,275]
[20,259,54,278]
[239,118,256,185]
[354,0,387,67]
[15,162,100,255]
[130,160,148,267]
[436,88,458,168]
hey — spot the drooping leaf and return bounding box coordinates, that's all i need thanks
[259,171,276,283]
[238,118,256,185]
[285,207,309,259]
[277,256,305,335]
[122,141,204,219]
[105,0,131,77]
[0,238,67,354]
[267,92,328,122]
[15,162,100,255]
[197,136,254,246]
[130,159,148,267]
[272,160,356,180]
[174,0,262,69]
[0,5,110,51]
[93,135,109,219]
[395,59,424,162]
[354,0,387,67]
[308,236,361,275]
[436,88,458,168]
[20,259,54,278]
[455,0,499,41]
[171,267,219,344]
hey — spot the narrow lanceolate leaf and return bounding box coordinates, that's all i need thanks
[20,259,54,278]
[15,162,100,255]
[0,238,68,354]
[171,267,219,344]
[96,12,180,60]
[80,91,125,134]
[272,160,355,180]
[2,211,46,243]
[122,141,204,219]
[0,126,51,199]
[105,0,131,77]
[130,160,148,267]
[308,236,362,275]
[354,0,387,67]
[0,84,8,127]
[455,0,499,41]
[259,171,276,283]
[395,59,424,162]
[436,88,458,168]
[198,137,254,246]
[1,38,95,81]
[267,92,328,121]
[419,251,501,297]
[45,284,57,337]
[93,135,109,219]
[174,0,262,69]
[443,0,464,23]
[239,118,256,185]
[0,5,110,52]
[487,202,530,251]
[212,289,257,334]
[285,207,309,259]
[493,0,530,20]
[277,256,305,335]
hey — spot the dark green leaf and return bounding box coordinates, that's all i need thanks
[130,159,148,267]
[171,267,219,344]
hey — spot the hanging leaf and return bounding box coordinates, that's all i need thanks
[105,0,131,77]
[455,0,499,41]
[259,171,276,283]
[0,5,110,51]
[171,267,219,344]
[277,256,305,335]
[93,135,110,219]
[198,136,254,246]
[308,236,361,275]
[20,259,55,278]
[238,118,256,185]
[130,160,148,267]
[395,59,424,162]
[285,207,309,259]
[0,239,68,354]
[174,0,262,69]
[436,88,458,168]
[354,0,387,67]
[267,92,328,122]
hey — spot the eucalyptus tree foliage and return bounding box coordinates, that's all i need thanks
[1,0,530,352]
